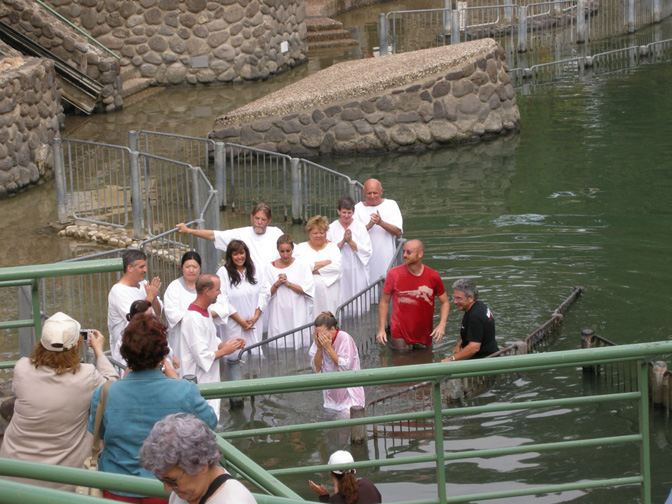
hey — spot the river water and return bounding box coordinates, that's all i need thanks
[1,10,671,504]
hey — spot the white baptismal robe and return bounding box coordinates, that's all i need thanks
[262,259,315,348]
[327,219,372,304]
[293,242,342,314]
[163,277,196,373]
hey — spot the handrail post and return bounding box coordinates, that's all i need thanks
[503,0,513,24]
[638,360,652,503]
[432,381,447,504]
[128,131,144,240]
[202,188,221,275]
[451,8,461,45]
[628,0,636,32]
[577,0,586,44]
[17,285,35,358]
[347,180,359,202]
[442,0,451,43]
[214,142,226,209]
[580,328,595,372]
[52,136,69,224]
[226,358,244,409]
[377,13,389,56]
[517,5,527,52]
[653,0,661,22]
[31,279,42,343]
[290,158,302,224]
[350,406,366,444]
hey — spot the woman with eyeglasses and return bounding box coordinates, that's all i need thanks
[89,314,216,504]
[140,413,257,504]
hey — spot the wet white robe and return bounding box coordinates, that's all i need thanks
[163,276,196,373]
[327,219,372,304]
[309,330,365,411]
[262,259,315,348]
[294,241,342,314]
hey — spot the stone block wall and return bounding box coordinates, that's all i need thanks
[45,0,308,85]
[0,56,61,198]
[211,39,520,157]
[0,0,123,112]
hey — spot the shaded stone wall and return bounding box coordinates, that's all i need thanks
[211,39,520,157]
[46,0,308,85]
[0,0,123,112]
[0,56,61,198]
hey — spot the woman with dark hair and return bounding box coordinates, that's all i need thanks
[140,413,257,504]
[262,234,315,348]
[308,312,364,412]
[164,251,202,371]
[0,312,118,492]
[89,313,217,503]
[216,240,265,354]
[308,450,381,504]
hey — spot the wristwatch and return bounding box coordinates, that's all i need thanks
[450,355,455,361]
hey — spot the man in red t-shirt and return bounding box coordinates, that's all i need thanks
[376,240,450,350]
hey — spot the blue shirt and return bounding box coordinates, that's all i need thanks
[88,369,217,496]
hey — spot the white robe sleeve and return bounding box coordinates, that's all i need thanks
[351,222,373,267]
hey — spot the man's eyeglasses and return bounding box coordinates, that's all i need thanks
[156,469,185,488]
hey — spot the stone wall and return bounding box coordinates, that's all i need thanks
[0,56,61,198]
[45,0,308,85]
[210,39,520,157]
[0,0,123,112]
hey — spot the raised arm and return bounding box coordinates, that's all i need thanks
[176,223,215,241]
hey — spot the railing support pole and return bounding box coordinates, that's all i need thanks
[348,180,359,202]
[638,361,652,503]
[226,358,244,409]
[214,142,226,209]
[442,0,451,43]
[576,0,586,43]
[653,0,661,22]
[52,136,69,224]
[203,189,221,275]
[290,158,302,224]
[580,328,595,373]
[17,285,35,358]
[450,9,461,45]
[350,406,366,444]
[652,361,667,406]
[503,0,513,24]
[432,381,447,504]
[377,13,389,56]
[517,5,527,52]
[628,0,636,32]
[128,131,144,240]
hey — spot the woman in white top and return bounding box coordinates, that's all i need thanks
[163,251,201,373]
[294,215,342,314]
[216,240,265,356]
[262,234,315,348]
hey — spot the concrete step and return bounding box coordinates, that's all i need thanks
[307,28,354,42]
[121,77,153,98]
[305,16,344,32]
[308,38,360,49]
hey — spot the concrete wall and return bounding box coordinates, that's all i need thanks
[46,0,309,85]
[0,56,61,198]
[0,0,123,112]
[211,39,520,157]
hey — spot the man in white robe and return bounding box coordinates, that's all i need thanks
[327,196,372,305]
[180,274,244,420]
[107,249,162,364]
[354,179,403,284]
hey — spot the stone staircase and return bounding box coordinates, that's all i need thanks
[305,17,358,49]
[120,67,161,107]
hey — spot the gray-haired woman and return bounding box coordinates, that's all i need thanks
[139,413,257,504]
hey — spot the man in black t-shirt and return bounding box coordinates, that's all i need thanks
[442,278,498,362]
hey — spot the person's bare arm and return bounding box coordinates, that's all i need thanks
[215,338,245,359]
[443,342,481,362]
[376,292,392,345]
[175,223,215,241]
[430,292,451,343]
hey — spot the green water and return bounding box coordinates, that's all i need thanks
[1,24,671,504]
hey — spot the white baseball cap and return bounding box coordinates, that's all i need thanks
[41,312,81,352]
[328,450,355,475]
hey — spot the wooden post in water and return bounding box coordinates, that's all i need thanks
[350,406,366,444]
[581,329,595,373]
[651,361,667,406]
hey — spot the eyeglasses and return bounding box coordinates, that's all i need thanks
[156,469,185,488]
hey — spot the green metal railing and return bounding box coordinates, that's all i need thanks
[1,341,671,503]
[0,259,123,369]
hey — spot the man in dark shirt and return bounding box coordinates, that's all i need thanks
[442,278,498,362]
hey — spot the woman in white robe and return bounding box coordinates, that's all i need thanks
[327,197,372,305]
[262,234,315,348]
[217,239,265,356]
[163,251,200,375]
[294,215,342,315]
[309,311,365,412]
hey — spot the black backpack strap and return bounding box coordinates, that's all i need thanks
[198,472,234,504]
